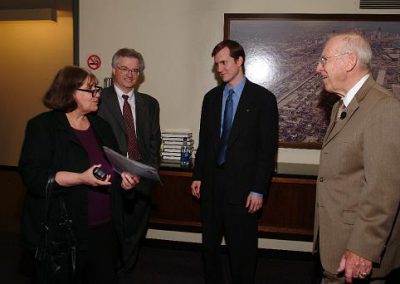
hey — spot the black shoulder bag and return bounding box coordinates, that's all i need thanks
[35,176,77,283]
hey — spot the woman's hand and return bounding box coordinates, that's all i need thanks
[82,164,112,186]
[55,164,111,187]
[120,172,140,190]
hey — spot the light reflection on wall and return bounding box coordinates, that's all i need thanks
[0,11,73,166]
[245,47,279,90]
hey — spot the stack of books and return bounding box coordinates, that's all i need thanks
[161,130,194,162]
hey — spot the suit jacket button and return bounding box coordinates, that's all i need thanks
[319,177,324,182]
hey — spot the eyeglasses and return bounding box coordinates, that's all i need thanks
[318,53,349,66]
[77,86,103,97]
[116,66,140,75]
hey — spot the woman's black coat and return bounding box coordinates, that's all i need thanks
[19,110,125,252]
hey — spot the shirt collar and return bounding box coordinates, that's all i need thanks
[343,74,370,107]
[114,85,135,101]
[224,77,246,97]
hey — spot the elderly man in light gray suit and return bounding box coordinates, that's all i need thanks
[314,32,400,283]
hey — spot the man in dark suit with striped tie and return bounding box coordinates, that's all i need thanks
[97,48,161,281]
[191,40,278,284]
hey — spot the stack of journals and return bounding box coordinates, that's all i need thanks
[161,130,194,162]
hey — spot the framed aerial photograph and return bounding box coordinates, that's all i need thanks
[225,14,400,148]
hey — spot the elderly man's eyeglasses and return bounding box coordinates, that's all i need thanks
[117,66,140,75]
[318,53,349,66]
[77,86,103,97]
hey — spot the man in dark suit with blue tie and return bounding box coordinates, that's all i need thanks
[191,40,278,284]
[97,48,161,281]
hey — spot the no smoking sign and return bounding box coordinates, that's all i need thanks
[87,54,102,70]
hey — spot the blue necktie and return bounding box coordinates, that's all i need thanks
[217,89,234,166]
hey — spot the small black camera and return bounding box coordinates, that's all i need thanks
[93,167,107,181]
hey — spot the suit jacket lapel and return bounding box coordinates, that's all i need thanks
[323,102,340,143]
[323,76,374,147]
[134,92,145,145]
[324,100,359,145]
[109,86,126,135]
[212,87,224,154]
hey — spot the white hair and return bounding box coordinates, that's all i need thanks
[333,32,372,70]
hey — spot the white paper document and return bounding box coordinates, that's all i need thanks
[103,146,161,182]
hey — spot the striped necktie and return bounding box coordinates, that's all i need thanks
[122,95,140,160]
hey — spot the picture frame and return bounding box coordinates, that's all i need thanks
[225,14,400,149]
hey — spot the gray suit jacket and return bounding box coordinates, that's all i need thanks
[314,77,400,278]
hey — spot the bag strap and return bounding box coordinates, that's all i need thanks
[35,175,55,261]
[44,176,55,223]
[58,197,77,273]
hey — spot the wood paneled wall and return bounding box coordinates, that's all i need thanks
[0,167,317,241]
[0,168,25,233]
[151,169,316,240]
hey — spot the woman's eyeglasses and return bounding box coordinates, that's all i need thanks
[77,86,103,97]
[117,66,140,75]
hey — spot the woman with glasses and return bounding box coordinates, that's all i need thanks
[19,66,138,283]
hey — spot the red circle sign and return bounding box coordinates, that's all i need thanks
[87,54,101,70]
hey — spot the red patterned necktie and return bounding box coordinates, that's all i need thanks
[122,95,140,160]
